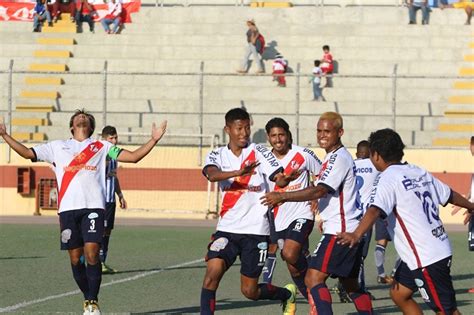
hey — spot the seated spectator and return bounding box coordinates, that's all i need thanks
[101,0,122,34]
[49,0,77,23]
[33,0,52,32]
[75,0,95,33]
[272,54,287,87]
[49,0,60,23]
[320,44,334,87]
[440,0,473,25]
[408,0,430,25]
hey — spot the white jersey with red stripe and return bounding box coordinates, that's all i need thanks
[32,138,120,213]
[268,145,322,232]
[316,146,361,235]
[369,163,452,270]
[354,158,380,213]
[203,143,284,235]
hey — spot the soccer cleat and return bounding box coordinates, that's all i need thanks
[83,300,90,315]
[102,263,117,274]
[87,300,101,315]
[377,275,394,285]
[282,283,297,315]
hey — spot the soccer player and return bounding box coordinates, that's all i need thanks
[337,128,474,315]
[261,112,373,315]
[200,108,298,315]
[261,118,322,300]
[0,110,167,315]
[100,126,127,274]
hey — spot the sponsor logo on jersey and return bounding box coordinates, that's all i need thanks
[401,177,432,191]
[88,212,99,219]
[255,144,279,167]
[63,164,98,172]
[61,229,72,243]
[257,242,268,250]
[210,237,228,252]
[356,167,373,174]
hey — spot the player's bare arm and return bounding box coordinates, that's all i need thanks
[260,183,329,207]
[204,161,260,182]
[336,206,381,248]
[450,191,474,225]
[115,178,127,209]
[0,122,35,159]
[117,121,167,163]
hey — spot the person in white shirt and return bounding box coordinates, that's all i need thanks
[261,112,373,315]
[311,60,324,101]
[100,0,122,34]
[200,108,299,315]
[337,128,474,315]
[0,109,167,315]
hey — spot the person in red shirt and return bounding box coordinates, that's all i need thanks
[75,0,95,33]
[320,45,334,88]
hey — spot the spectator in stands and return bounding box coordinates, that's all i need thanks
[272,54,287,87]
[408,0,430,25]
[440,0,473,25]
[310,60,325,102]
[49,0,77,23]
[320,45,334,87]
[75,0,95,33]
[237,19,265,74]
[101,0,122,34]
[48,0,60,23]
[33,0,52,32]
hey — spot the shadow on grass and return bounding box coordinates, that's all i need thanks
[0,256,45,260]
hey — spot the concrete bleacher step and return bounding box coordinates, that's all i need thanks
[25,77,63,85]
[438,124,473,132]
[16,104,55,112]
[448,95,474,104]
[432,138,471,147]
[459,68,474,76]
[444,110,474,118]
[11,132,46,141]
[12,118,49,126]
[28,63,67,72]
[34,50,71,58]
[20,91,58,99]
[464,55,474,62]
[453,82,474,89]
[41,25,76,34]
[37,38,75,46]
[250,1,292,8]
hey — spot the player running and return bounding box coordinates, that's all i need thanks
[0,110,167,315]
[337,128,474,315]
[261,118,322,301]
[261,112,373,315]
[200,108,299,315]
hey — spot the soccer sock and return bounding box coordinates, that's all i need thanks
[291,254,308,299]
[71,262,89,299]
[358,260,366,292]
[200,288,216,315]
[349,292,373,314]
[374,245,386,276]
[309,283,333,314]
[100,235,110,263]
[85,263,102,301]
[262,253,277,284]
[258,283,291,301]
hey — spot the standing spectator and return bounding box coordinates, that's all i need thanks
[101,0,122,34]
[0,110,167,315]
[237,19,265,74]
[451,136,474,293]
[76,0,95,33]
[272,54,287,87]
[33,0,52,32]
[310,60,324,102]
[320,45,334,87]
[408,0,430,25]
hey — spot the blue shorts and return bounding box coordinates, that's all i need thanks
[374,217,391,241]
[59,209,104,250]
[468,215,474,252]
[205,231,268,278]
[309,234,364,279]
[394,257,457,314]
[275,218,314,253]
[104,202,116,230]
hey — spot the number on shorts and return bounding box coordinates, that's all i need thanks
[259,249,268,263]
[90,219,96,231]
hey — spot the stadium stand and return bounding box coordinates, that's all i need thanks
[0,2,472,147]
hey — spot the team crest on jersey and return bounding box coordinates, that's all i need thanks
[61,229,72,243]
[414,278,424,287]
[210,237,228,252]
[257,242,268,250]
[89,144,100,153]
[290,160,301,170]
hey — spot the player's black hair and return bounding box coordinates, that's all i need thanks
[322,45,330,51]
[102,125,117,137]
[225,107,250,125]
[314,60,321,67]
[357,140,370,151]
[368,129,405,163]
[265,117,293,144]
[69,109,95,138]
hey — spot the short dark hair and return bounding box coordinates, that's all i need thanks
[225,107,250,125]
[69,109,95,138]
[357,140,369,151]
[322,45,330,51]
[265,117,293,144]
[102,125,117,137]
[368,129,405,163]
[314,60,321,67]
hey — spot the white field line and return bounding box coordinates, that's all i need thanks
[0,258,204,313]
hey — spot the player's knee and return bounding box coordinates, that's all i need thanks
[241,285,258,300]
[202,275,219,290]
[83,251,100,265]
[281,248,298,265]
[390,286,408,305]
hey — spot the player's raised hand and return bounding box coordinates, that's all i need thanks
[239,161,260,177]
[152,120,167,142]
[336,232,360,248]
[260,191,284,207]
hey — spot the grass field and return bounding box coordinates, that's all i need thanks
[0,223,473,314]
